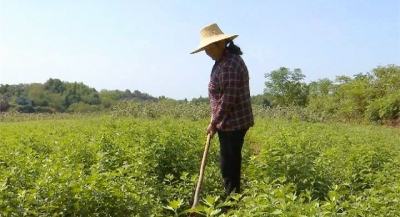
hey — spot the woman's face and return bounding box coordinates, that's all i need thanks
[204,40,226,61]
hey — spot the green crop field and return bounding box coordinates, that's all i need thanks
[1,107,399,216]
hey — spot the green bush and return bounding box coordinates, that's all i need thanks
[16,105,35,113]
[35,106,56,113]
[67,102,101,113]
[366,89,400,123]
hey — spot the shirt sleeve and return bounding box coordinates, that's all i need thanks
[211,63,241,126]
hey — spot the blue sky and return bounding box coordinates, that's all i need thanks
[1,0,399,100]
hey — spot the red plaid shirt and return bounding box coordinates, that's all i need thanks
[208,51,254,131]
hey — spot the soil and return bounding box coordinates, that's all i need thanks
[382,117,400,128]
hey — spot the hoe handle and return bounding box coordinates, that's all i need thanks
[192,133,212,208]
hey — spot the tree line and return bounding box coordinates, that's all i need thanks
[0,78,159,113]
[1,64,398,124]
[263,64,399,124]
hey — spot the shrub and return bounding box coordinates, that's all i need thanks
[16,105,35,113]
[35,106,56,113]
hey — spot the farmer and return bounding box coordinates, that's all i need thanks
[190,23,254,197]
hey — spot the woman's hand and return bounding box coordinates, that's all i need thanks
[206,123,217,138]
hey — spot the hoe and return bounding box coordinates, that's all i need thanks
[189,133,212,217]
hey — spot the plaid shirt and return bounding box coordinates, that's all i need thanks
[208,51,254,131]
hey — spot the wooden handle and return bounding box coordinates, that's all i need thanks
[191,134,212,208]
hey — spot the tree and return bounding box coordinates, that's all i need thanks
[27,83,49,107]
[44,78,65,94]
[366,65,400,122]
[309,78,334,97]
[99,90,121,109]
[0,98,10,112]
[251,94,271,107]
[264,67,309,106]
[0,84,10,95]
[190,96,209,105]
[333,74,372,120]
[307,78,336,114]
[63,82,97,107]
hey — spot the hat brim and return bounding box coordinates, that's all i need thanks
[190,34,238,54]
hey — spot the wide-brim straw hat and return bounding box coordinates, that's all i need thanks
[190,23,238,54]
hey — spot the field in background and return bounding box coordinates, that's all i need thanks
[1,103,399,216]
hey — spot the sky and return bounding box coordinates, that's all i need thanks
[1,0,399,100]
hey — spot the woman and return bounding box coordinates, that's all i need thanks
[190,23,254,197]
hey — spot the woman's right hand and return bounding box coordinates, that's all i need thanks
[206,123,217,138]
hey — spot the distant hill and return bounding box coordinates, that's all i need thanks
[0,78,159,113]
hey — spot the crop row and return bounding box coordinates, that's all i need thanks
[0,115,399,216]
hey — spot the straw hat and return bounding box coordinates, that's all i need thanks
[190,23,238,54]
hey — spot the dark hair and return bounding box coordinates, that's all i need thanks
[225,40,243,55]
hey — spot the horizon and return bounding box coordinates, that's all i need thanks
[1,1,399,100]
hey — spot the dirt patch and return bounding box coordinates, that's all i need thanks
[382,117,400,128]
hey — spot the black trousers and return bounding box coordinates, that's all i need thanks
[217,129,248,196]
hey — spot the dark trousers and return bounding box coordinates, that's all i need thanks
[217,129,248,196]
